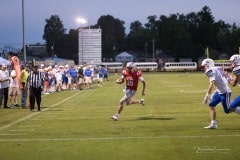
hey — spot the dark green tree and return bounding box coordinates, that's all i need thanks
[96,15,125,60]
[231,23,240,54]
[43,15,65,56]
[196,6,217,49]
[55,29,78,61]
[156,14,192,58]
[126,20,153,52]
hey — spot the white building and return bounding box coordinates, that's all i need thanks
[115,51,133,62]
[78,28,102,64]
[27,44,47,56]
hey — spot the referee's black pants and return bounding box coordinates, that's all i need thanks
[29,86,42,110]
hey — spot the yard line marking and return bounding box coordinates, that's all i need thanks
[18,125,41,128]
[0,91,92,131]
[0,134,25,136]
[35,116,58,118]
[0,134,240,142]
[179,90,205,93]
[9,129,35,132]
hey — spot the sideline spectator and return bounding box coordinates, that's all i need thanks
[97,65,104,87]
[9,68,19,107]
[103,66,108,81]
[55,69,63,92]
[62,70,68,90]
[84,65,93,89]
[0,64,10,108]
[78,65,84,90]
[20,65,29,108]
[43,67,50,94]
[67,66,78,90]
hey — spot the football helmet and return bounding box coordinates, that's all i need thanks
[126,62,134,68]
[229,54,240,68]
[201,58,214,69]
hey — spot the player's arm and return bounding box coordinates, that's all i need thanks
[138,76,146,96]
[141,80,146,96]
[229,74,239,86]
[203,80,214,104]
[207,80,214,94]
[115,75,125,84]
[224,70,240,87]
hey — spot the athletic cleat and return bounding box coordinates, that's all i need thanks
[204,124,217,129]
[111,115,119,121]
[139,99,144,105]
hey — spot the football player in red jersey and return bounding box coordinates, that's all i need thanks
[111,62,146,121]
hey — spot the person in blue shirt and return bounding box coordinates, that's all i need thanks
[103,66,108,81]
[67,66,78,90]
[97,65,105,87]
[84,65,93,89]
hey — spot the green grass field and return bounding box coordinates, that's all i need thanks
[0,72,240,160]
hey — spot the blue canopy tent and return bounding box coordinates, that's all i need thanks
[0,57,11,65]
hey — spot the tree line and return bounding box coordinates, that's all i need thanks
[43,6,240,63]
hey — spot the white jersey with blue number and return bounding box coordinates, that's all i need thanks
[205,66,231,94]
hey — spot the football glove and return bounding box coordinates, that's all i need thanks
[202,93,211,104]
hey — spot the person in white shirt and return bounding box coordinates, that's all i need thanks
[9,69,19,106]
[201,58,232,129]
[54,69,63,92]
[0,64,10,108]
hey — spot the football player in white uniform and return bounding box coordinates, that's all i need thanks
[226,54,240,114]
[201,58,232,129]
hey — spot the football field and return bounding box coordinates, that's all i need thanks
[0,72,240,160]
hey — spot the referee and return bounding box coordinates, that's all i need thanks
[28,65,44,111]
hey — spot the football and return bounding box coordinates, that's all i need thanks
[115,78,124,84]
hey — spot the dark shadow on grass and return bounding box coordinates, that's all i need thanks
[216,128,240,131]
[133,116,175,121]
[44,109,64,112]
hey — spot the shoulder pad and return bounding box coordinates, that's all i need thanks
[205,69,214,77]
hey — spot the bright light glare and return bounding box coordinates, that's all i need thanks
[76,17,87,24]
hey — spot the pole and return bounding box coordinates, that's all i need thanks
[206,47,209,58]
[207,47,209,58]
[81,28,83,64]
[152,39,155,62]
[145,41,147,62]
[22,0,26,63]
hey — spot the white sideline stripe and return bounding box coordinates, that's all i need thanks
[0,91,84,131]
[0,134,240,142]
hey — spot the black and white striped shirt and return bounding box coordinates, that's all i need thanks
[28,71,44,88]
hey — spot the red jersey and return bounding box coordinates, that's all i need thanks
[122,69,143,91]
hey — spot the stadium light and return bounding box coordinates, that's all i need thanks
[76,17,87,25]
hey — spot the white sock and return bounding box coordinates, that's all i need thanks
[235,107,240,114]
[211,120,217,124]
